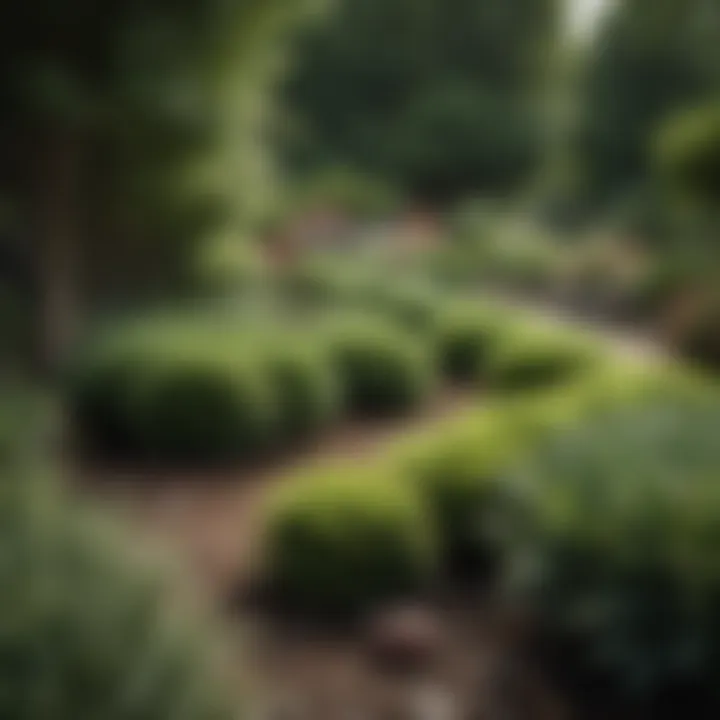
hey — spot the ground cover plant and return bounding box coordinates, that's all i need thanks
[500,394,720,717]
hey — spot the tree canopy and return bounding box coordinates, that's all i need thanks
[280,0,561,204]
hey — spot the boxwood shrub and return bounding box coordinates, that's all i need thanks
[392,365,707,582]
[397,411,525,579]
[264,340,341,444]
[434,302,505,384]
[488,324,603,392]
[501,397,720,716]
[131,349,276,464]
[326,316,435,417]
[69,322,277,464]
[262,469,437,617]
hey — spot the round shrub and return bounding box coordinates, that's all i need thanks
[264,342,341,444]
[68,341,155,459]
[326,317,435,417]
[0,480,237,720]
[69,326,277,465]
[131,349,276,464]
[398,412,525,579]
[488,325,602,392]
[501,399,720,716]
[262,470,437,617]
[363,281,443,334]
[434,303,504,383]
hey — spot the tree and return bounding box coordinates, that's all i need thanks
[280,0,561,205]
[0,0,316,369]
[574,0,720,213]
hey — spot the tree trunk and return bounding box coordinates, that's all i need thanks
[34,130,82,374]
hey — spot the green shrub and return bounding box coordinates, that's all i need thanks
[262,470,437,617]
[132,349,276,464]
[264,342,341,443]
[69,340,153,459]
[397,412,525,578]
[391,364,705,581]
[279,260,365,307]
[435,302,504,383]
[0,479,237,719]
[488,324,602,392]
[69,323,277,464]
[363,281,443,333]
[327,317,434,417]
[501,398,720,715]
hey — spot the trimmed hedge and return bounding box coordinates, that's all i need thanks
[397,412,523,578]
[392,365,707,581]
[264,341,341,443]
[70,329,277,464]
[488,323,603,392]
[262,470,437,617]
[434,302,504,383]
[0,479,236,720]
[501,397,720,715]
[326,316,435,417]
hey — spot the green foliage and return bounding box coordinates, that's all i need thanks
[0,479,237,720]
[488,324,603,392]
[70,327,277,464]
[398,413,524,578]
[264,340,340,443]
[278,259,366,307]
[273,167,404,223]
[502,397,720,713]
[326,316,434,417]
[361,280,443,334]
[392,364,704,578]
[282,0,560,202]
[262,470,436,616]
[434,302,504,383]
[656,103,720,207]
[390,84,541,202]
[575,0,718,212]
[131,350,276,464]
[0,0,322,367]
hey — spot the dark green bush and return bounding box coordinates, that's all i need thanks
[69,341,152,459]
[265,341,341,443]
[132,350,276,464]
[69,324,277,464]
[279,260,364,307]
[392,365,705,581]
[398,413,525,578]
[327,317,434,417]
[435,303,503,383]
[262,470,437,617]
[0,479,237,719]
[501,398,720,715]
[488,325,602,392]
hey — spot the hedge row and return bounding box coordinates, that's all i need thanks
[260,361,720,712]
[69,313,438,464]
[259,363,700,612]
[69,300,605,464]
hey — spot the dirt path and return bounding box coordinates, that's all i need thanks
[80,303,666,720]
[84,388,476,602]
[83,298,666,602]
